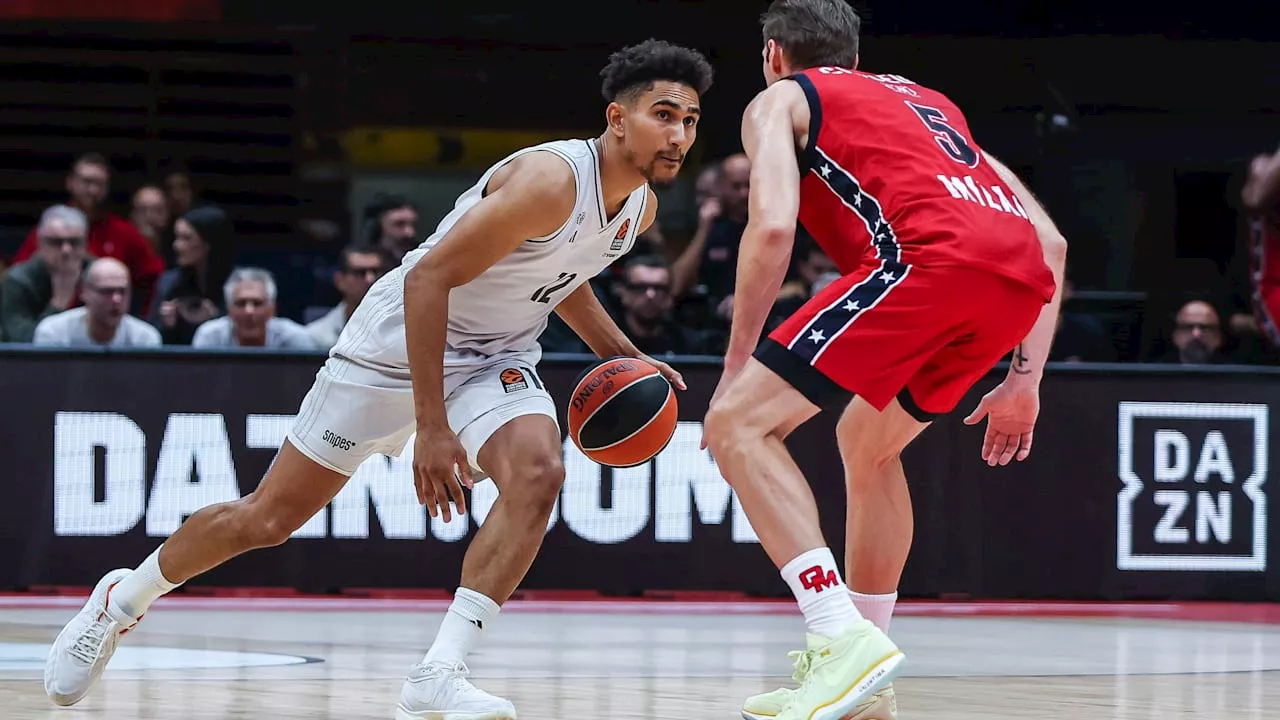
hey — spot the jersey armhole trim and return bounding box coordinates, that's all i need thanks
[523,145,581,244]
[625,187,649,254]
[584,138,609,225]
[788,73,823,177]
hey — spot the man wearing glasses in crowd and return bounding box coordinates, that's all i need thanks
[1,205,93,343]
[307,244,393,350]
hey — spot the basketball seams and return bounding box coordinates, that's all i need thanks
[578,384,675,452]
[572,369,662,434]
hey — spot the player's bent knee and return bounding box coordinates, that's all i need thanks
[701,404,736,454]
[843,447,904,482]
[501,452,565,515]
[234,494,312,548]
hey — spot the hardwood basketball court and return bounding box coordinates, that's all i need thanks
[2,596,1277,718]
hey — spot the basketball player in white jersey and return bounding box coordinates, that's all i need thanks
[45,39,713,720]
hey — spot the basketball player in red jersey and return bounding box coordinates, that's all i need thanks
[701,2,1068,719]
[1242,145,1280,345]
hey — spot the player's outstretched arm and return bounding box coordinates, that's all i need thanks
[1242,147,1280,213]
[721,82,806,378]
[403,152,575,515]
[554,188,686,389]
[982,150,1067,385]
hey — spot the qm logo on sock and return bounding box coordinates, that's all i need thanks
[1117,402,1268,572]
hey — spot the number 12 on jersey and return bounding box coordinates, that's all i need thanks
[531,272,578,304]
[905,101,979,168]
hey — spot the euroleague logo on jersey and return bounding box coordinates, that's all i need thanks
[499,368,529,394]
[610,218,631,252]
[571,359,638,412]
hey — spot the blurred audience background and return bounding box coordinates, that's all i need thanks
[0,3,1274,369]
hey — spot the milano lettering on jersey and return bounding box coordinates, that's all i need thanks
[935,174,1030,220]
[789,146,909,365]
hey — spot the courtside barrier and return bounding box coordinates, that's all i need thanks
[2,346,1275,600]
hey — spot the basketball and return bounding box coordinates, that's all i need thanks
[566,356,678,467]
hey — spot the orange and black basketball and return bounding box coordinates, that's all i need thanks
[566,356,678,467]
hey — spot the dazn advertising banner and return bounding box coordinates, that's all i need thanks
[1,347,1275,601]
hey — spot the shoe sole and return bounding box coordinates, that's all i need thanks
[741,691,897,720]
[394,707,516,720]
[808,650,904,720]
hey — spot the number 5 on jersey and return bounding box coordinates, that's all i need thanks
[905,101,979,168]
[531,272,578,304]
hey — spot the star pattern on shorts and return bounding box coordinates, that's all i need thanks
[808,329,826,344]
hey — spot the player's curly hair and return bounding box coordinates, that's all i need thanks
[599,39,714,104]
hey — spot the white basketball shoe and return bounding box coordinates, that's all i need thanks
[395,661,517,720]
[44,568,140,706]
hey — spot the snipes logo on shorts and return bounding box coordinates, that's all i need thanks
[322,429,355,452]
[1117,401,1268,572]
[500,368,528,394]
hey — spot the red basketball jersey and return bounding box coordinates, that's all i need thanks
[1248,208,1280,344]
[789,67,1056,301]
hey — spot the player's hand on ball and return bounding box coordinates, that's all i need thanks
[412,426,473,521]
[962,380,1040,467]
[638,353,687,391]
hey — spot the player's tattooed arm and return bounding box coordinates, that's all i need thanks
[983,150,1066,385]
[1011,343,1033,375]
[722,81,807,375]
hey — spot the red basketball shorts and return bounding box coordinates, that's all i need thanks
[754,260,1047,420]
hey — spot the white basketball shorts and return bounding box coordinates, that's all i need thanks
[286,272,558,476]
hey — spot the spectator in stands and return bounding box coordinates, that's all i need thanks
[32,258,160,348]
[1161,299,1230,364]
[362,193,419,261]
[694,163,721,208]
[1,205,91,342]
[10,153,165,314]
[768,239,839,332]
[614,255,710,356]
[129,184,171,259]
[192,267,315,349]
[151,205,235,345]
[161,163,197,220]
[305,244,391,349]
[672,153,750,319]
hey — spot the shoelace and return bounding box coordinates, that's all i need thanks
[445,662,474,692]
[417,662,478,694]
[68,616,112,665]
[778,649,820,713]
[787,649,816,684]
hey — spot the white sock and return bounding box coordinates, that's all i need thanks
[422,587,500,667]
[851,590,897,634]
[110,546,180,619]
[781,548,863,638]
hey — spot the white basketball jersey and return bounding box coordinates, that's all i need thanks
[401,138,648,356]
